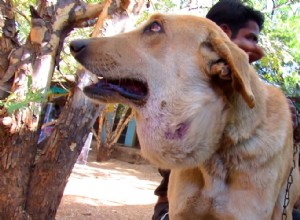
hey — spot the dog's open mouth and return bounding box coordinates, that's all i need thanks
[83,78,148,105]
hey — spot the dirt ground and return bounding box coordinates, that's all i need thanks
[56,149,161,220]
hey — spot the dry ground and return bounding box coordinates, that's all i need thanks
[56,149,161,220]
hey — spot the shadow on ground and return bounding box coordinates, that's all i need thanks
[56,152,161,220]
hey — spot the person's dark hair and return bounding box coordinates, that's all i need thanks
[206,0,264,38]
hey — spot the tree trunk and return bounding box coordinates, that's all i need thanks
[0,0,115,219]
[97,142,114,162]
[0,129,39,219]
[95,105,135,162]
[0,0,146,219]
[25,86,103,219]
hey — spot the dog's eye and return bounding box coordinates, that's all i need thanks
[144,21,163,33]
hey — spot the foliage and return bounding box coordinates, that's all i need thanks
[248,0,300,96]
[135,0,177,26]
[0,76,50,114]
[12,0,33,43]
[152,0,176,11]
[55,27,93,84]
[55,0,103,83]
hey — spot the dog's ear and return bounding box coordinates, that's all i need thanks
[207,32,255,108]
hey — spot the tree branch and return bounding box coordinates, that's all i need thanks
[72,2,108,25]
[91,0,111,37]
[272,0,294,12]
[111,108,135,145]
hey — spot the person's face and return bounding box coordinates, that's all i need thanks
[221,20,264,63]
[231,20,264,63]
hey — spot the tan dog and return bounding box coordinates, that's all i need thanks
[70,14,300,220]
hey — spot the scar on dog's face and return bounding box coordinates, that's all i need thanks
[70,14,253,169]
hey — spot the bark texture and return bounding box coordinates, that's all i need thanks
[0,0,146,218]
[0,0,120,219]
[26,87,103,219]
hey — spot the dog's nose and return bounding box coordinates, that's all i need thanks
[70,39,87,55]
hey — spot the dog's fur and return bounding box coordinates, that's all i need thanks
[71,14,300,220]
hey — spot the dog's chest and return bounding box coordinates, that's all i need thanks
[169,176,232,219]
[168,162,250,219]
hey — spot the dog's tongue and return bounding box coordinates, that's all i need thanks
[84,79,147,101]
[99,80,146,100]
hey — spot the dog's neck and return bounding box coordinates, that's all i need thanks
[222,71,267,148]
[203,71,268,176]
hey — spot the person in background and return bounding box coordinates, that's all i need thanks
[152,0,300,220]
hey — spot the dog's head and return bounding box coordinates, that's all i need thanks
[70,14,255,169]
